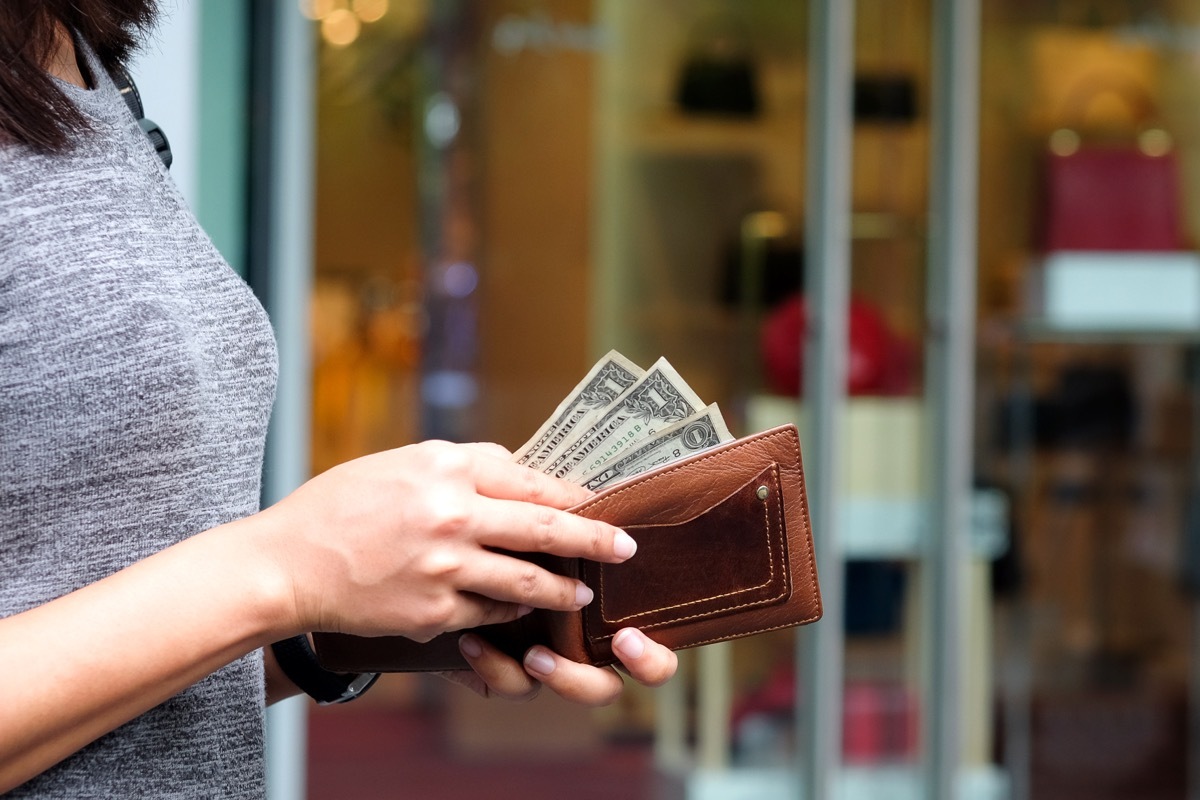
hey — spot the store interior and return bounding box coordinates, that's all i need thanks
[299,1,1200,798]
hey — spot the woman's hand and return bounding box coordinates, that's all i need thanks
[258,440,637,643]
[444,627,678,705]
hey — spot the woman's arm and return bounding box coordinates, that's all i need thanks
[0,514,293,792]
[0,441,642,792]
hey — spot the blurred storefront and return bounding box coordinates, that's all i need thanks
[159,0,1200,797]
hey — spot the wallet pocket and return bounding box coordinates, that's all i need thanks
[583,463,790,634]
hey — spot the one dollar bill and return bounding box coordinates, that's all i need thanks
[513,350,645,469]
[544,357,705,480]
[579,403,734,490]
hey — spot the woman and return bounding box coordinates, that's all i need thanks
[0,1,676,795]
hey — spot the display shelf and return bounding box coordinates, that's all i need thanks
[1023,251,1200,340]
[839,491,1008,560]
[744,394,1009,561]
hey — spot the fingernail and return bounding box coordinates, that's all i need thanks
[459,634,483,659]
[613,628,645,660]
[524,647,557,676]
[517,604,534,617]
[613,531,637,559]
[575,583,594,607]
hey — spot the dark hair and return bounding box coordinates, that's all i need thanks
[0,0,158,153]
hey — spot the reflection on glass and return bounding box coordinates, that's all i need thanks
[301,0,397,47]
[321,8,361,47]
[980,2,1200,798]
[353,0,389,25]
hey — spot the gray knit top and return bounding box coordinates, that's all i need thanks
[0,50,279,797]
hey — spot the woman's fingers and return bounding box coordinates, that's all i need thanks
[405,443,634,564]
[463,447,593,508]
[609,628,677,687]
[454,634,542,701]
[452,550,595,613]
[403,591,534,642]
[520,629,677,705]
[450,628,677,707]
[520,646,626,706]
[469,497,637,564]
[425,446,636,562]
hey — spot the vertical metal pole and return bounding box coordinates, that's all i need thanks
[798,1,854,798]
[254,3,316,799]
[925,0,980,798]
[697,641,734,769]
[655,649,689,771]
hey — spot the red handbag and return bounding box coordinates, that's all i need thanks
[1039,146,1183,252]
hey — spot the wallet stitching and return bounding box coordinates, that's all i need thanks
[597,464,784,625]
[661,612,823,652]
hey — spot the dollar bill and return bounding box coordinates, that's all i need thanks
[543,357,705,480]
[579,404,734,490]
[513,350,645,469]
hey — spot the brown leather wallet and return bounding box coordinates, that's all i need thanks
[313,424,821,672]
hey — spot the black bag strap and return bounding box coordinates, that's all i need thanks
[108,65,173,170]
